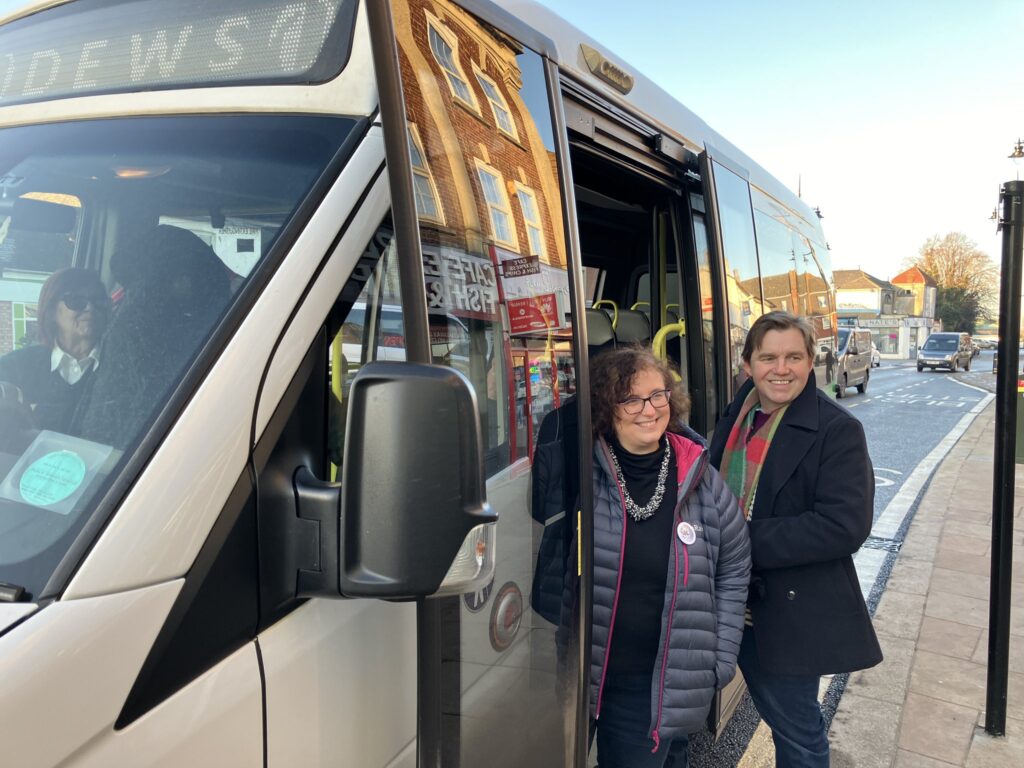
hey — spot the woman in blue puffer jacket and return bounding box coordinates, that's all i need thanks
[578,347,750,767]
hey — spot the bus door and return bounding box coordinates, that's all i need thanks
[379,0,587,765]
[559,85,709,429]
[561,81,745,736]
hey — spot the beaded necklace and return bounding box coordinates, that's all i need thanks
[605,436,671,522]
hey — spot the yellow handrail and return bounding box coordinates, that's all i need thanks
[653,320,686,360]
[593,299,619,329]
[630,300,649,311]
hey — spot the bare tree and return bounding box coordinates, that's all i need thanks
[905,233,998,302]
[903,233,999,330]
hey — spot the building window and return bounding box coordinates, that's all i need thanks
[475,160,518,250]
[514,183,545,258]
[408,124,445,224]
[427,14,479,111]
[12,302,37,348]
[474,66,518,140]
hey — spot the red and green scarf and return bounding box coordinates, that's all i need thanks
[720,389,788,521]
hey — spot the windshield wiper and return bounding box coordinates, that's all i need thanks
[0,582,26,602]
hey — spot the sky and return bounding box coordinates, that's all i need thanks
[539,0,1024,282]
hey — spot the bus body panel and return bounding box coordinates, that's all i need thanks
[62,643,263,768]
[0,581,183,767]
[260,598,417,768]
[63,132,386,600]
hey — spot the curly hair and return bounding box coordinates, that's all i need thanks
[590,346,690,438]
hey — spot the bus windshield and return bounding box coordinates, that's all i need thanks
[0,114,356,600]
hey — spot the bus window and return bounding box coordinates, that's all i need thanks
[0,114,357,602]
[751,186,835,390]
[326,219,405,473]
[711,161,761,388]
[392,0,579,763]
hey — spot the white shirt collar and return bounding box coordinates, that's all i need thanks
[50,345,101,385]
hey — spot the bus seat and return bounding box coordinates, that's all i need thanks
[592,299,618,329]
[586,307,615,358]
[75,225,231,449]
[614,308,651,346]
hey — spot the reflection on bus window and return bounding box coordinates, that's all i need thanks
[327,220,404,473]
[395,0,578,762]
[713,162,761,386]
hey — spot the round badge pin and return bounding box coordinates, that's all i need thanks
[676,521,696,545]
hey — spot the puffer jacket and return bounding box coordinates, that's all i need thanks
[589,427,750,750]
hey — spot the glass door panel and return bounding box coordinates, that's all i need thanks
[390,1,583,764]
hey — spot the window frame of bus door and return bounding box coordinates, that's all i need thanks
[696,150,737,419]
[363,3,438,766]
[367,2,592,765]
[671,191,713,438]
[547,56,594,768]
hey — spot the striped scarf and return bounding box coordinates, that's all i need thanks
[720,388,787,521]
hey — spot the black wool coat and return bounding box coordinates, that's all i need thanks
[709,374,883,676]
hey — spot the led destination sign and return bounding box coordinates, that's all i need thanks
[0,0,356,107]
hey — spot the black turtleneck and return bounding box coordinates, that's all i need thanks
[606,433,678,677]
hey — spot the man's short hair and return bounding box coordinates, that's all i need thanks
[741,311,816,363]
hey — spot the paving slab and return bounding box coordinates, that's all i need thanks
[901,533,942,562]
[928,568,990,601]
[909,650,986,710]
[894,750,960,767]
[917,617,983,661]
[828,692,901,768]
[898,693,978,765]
[925,591,989,630]
[971,630,1024,672]
[874,590,927,640]
[965,715,1024,768]
[846,633,915,705]
[886,558,935,596]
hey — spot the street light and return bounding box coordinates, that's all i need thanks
[1010,138,1024,180]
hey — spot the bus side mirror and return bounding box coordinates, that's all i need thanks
[338,361,496,598]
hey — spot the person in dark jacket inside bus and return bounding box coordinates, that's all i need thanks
[709,311,882,768]
[581,347,750,767]
[0,268,110,434]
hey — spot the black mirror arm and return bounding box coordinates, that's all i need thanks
[293,466,342,598]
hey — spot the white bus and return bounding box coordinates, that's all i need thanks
[0,1,837,765]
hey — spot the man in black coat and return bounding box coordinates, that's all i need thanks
[709,311,882,768]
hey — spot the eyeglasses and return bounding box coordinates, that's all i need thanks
[618,389,671,415]
[60,292,108,312]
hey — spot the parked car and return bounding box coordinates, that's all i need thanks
[870,342,880,368]
[917,331,973,372]
[835,327,871,397]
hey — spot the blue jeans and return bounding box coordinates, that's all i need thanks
[739,627,830,768]
[594,672,688,768]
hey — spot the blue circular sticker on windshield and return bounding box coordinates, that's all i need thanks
[19,450,87,507]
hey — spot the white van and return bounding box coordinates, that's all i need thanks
[835,327,871,397]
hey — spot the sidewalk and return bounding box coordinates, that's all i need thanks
[829,377,1024,767]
